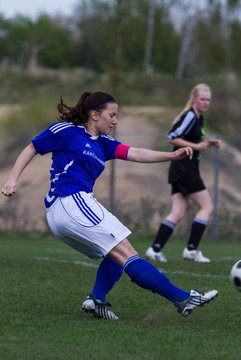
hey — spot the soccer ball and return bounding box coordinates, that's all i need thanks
[230,260,241,291]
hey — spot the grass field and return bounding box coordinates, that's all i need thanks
[1,232,241,360]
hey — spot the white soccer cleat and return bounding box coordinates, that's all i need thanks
[182,247,210,263]
[145,247,167,262]
[174,289,218,317]
[82,296,96,311]
[82,294,119,320]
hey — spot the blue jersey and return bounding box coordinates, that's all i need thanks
[32,122,126,208]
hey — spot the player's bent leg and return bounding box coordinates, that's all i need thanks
[111,241,218,317]
[123,255,190,302]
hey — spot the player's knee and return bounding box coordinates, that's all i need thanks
[199,203,213,217]
[205,201,214,215]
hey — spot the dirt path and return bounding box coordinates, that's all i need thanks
[0,104,20,123]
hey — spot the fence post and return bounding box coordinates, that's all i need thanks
[211,145,221,238]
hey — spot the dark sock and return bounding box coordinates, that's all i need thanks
[187,218,208,250]
[152,220,176,252]
[123,255,189,303]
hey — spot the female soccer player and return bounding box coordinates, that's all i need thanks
[1,91,218,320]
[146,83,221,263]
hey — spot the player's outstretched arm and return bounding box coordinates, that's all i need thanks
[126,146,192,163]
[1,143,37,197]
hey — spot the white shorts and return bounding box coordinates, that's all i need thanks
[46,192,132,259]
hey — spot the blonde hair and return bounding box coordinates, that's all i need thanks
[173,83,211,124]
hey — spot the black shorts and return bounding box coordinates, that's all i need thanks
[170,176,206,196]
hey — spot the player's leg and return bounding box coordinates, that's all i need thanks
[183,189,213,262]
[146,193,188,262]
[110,238,189,301]
[109,238,218,316]
[82,257,122,320]
[90,257,123,302]
[46,194,129,320]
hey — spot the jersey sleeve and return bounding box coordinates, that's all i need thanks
[166,111,196,140]
[32,122,68,155]
[99,135,121,160]
[101,136,130,161]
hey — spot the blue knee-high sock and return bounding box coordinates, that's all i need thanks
[91,257,123,302]
[123,255,189,303]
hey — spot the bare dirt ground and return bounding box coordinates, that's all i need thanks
[1,105,241,232]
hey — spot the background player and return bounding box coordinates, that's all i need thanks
[146,83,221,263]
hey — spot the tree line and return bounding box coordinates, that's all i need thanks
[0,0,241,78]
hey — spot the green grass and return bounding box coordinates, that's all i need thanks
[1,232,241,360]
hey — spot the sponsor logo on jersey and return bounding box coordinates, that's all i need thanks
[83,150,105,166]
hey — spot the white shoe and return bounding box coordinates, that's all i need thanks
[145,247,167,262]
[182,248,210,263]
[174,289,218,316]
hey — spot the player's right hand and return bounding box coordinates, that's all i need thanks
[1,179,18,197]
[172,146,193,160]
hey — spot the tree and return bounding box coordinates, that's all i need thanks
[143,0,156,73]
[169,0,241,77]
[72,0,116,71]
[0,14,73,70]
[0,16,34,68]
[72,0,179,74]
[34,15,73,69]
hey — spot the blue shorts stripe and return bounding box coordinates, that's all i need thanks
[75,193,102,223]
[72,193,102,225]
[72,194,99,225]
